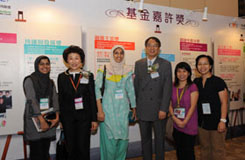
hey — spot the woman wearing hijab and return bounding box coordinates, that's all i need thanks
[23,55,59,160]
[58,45,98,160]
[95,45,136,160]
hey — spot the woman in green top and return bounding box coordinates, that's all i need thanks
[95,45,136,160]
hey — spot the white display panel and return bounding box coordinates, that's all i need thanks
[0,22,81,135]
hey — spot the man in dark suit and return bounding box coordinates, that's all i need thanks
[134,37,172,160]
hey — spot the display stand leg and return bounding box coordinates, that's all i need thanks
[17,131,27,160]
[1,135,12,160]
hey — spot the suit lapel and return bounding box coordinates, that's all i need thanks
[142,56,161,88]
[153,56,160,66]
[141,58,151,89]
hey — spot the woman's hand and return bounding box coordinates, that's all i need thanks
[49,118,59,128]
[91,122,98,131]
[173,116,187,128]
[38,116,49,131]
[96,99,105,121]
[132,108,137,120]
[177,120,187,128]
[48,112,59,128]
[218,121,226,133]
[97,111,105,121]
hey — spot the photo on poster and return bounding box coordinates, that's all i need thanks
[0,90,12,112]
[214,37,244,110]
[230,89,241,102]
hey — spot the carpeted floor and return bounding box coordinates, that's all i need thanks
[127,136,245,160]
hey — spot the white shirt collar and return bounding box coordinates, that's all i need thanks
[147,56,157,66]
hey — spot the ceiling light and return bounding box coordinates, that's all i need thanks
[138,0,144,12]
[202,7,208,21]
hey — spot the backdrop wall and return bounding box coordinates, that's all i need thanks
[0,0,244,159]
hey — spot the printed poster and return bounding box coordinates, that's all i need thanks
[0,22,81,135]
[214,37,244,110]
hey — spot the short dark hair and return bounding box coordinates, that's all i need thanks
[174,62,193,87]
[63,45,85,63]
[195,54,213,72]
[145,37,161,47]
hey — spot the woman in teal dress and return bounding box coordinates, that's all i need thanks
[95,45,136,160]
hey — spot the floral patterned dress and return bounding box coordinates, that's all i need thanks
[95,67,136,140]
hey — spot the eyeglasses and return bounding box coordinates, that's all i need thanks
[146,45,159,48]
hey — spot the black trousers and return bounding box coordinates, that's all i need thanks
[173,128,196,160]
[62,116,91,160]
[29,138,51,160]
[139,119,166,160]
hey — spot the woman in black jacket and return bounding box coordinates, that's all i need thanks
[58,45,98,160]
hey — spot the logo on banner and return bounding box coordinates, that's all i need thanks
[184,19,199,27]
[105,7,187,26]
[105,9,126,18]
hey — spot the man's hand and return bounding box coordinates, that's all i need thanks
[158,111,167,120]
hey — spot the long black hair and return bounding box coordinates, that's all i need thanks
[174,62,193,87]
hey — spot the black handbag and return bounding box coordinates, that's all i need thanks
[100,65,106,96]
[43,111,56,126]
[56,130,68,160]
[128,110,136,125]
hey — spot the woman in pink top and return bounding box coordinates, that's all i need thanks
[169,62,199,160]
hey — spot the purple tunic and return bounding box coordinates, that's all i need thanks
[171,83,198,135]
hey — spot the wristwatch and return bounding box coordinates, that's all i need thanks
[220,118,227,123]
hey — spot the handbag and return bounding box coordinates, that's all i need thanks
[100,65,106,97]
[43,111,56,126]
[165,115,174,143]
[128,110,136,125]
[56,130,68,160]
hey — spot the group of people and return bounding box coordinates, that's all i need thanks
[23,36,228,160]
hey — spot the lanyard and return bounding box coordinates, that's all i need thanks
[176,86,187,108]
[69,74,82,92]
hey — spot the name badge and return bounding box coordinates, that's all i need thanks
[80,77,89,84]
[202,103,211,114]
[74,97,83,110]
[151,72,159,79]
[115,89,123,99]
[40,98,49,110]
[174,107,185,119]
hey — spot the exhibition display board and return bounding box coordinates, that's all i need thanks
[0,24,212,136]
[214,36,245,110]
[0,22,81,135]
[86,28,212,80]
